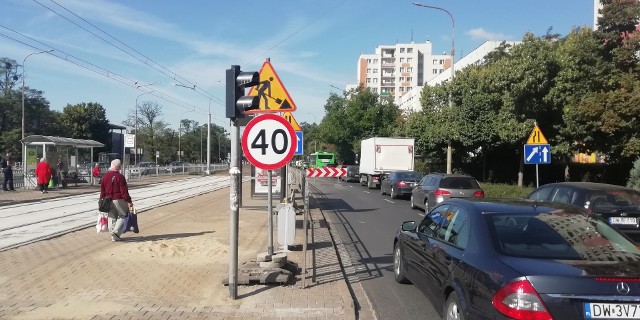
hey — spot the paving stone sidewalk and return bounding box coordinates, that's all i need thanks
[0,176,356,320]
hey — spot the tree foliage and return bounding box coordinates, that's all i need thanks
[319,87,401,164]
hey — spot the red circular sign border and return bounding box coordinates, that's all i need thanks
[242,113,297,170]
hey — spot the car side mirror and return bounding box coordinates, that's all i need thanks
[401,221,416,232]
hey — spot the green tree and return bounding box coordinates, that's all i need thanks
[596,0,640,73]
[319,87,401,163]
[58,102,110,143]
[628,157,640,190]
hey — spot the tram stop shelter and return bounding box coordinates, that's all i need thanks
[20,135,105,189]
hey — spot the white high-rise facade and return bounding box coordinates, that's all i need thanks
[356,41,450,99]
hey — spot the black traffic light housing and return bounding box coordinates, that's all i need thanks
[226,65,260,120]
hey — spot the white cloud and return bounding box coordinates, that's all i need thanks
[466,28,512,41]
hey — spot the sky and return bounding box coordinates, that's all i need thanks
[0,0,595,133]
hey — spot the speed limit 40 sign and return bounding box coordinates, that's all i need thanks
[242,113,297,170]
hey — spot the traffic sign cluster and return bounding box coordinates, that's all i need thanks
[524,124,551,165]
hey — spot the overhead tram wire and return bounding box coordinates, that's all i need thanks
[0,27,205,115]
[241,0,347,67]
[33,0,221,104]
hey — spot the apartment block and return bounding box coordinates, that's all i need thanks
[356,40,450,99]
[396,40,521,114]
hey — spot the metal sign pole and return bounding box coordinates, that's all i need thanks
[228,120,240,300]
[536,164,539,188]
[267,170,274,258]
[302,174,309,288]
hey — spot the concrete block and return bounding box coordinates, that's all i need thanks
[256,252,271,262]
[259,260,284,269]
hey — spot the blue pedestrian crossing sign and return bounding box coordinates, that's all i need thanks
[295,131,303,155]
[524,144,551,164]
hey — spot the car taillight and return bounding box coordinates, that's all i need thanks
[397,181,407,187]
[492,280,552,320]
[433,189,450,196]
[473,190,485,197]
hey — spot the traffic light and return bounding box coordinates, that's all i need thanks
[226,65,260,120]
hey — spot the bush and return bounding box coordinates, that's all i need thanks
[628,158,640,191]
[480,183,534,199]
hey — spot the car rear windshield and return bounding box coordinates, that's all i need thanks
[588,189,640,209]
[485,212,640,261]
[439,177,480,189]
[397,172,423,180]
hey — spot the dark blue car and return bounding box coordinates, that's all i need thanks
[393,198,640,320]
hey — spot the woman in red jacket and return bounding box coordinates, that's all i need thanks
[35,158,52,193]
[100,159,134,242]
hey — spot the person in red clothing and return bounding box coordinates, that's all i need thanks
[100,159,134,242]
[35,158,52,193]
[92,163,101,185]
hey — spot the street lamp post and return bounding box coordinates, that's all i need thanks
[21,49,53,189]
[413,2,455,174]
[173,84,213,174]
[135,89,155,166]
[218,132,229,162]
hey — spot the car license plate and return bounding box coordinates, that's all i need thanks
[585,302,640,318]
[610,217,638,225]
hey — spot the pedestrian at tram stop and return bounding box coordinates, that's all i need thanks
[35,158,52,193]
[92,163,101,185]
[1,152,15,191]
[100,159,134,242]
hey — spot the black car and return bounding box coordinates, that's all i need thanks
[380,170,423,199]
[339,165,360,183]
[526,182,640,238]
[394,198,640,320]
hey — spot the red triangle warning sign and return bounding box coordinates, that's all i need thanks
[245,61,297,113]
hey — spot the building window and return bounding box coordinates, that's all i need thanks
[366,78,371,83]
[439,59,444,64]
[407,48,413,53]
[433,69,438,74]
[400,57,405,63]
[407,77,412,82]
[407,58,413,63]
[367,59,371,63]
[372,88,378,93]
[400,87,405,92]
[407,67,413,72]
[399,77,405,81]
[367,68,371,73]
[408,86,412,91]
[373,69,378,73]
[400,48,405,53]
[400,67,405,72]
[373,59,378,64]
[440,69,444,73]
[433,59,438,64]
[373,78,378,83]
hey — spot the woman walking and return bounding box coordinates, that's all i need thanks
[35,158,52,193]
[100,159,133,242]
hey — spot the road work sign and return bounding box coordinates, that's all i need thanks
[245,61,297,113]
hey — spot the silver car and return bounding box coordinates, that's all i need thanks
[410,173,484,211]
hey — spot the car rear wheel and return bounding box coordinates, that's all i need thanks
[393,243,410,284]
[390,186,397,199]
[445,292,464,320]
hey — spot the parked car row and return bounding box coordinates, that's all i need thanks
[338,167,640,320]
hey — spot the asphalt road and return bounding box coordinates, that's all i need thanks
[308,177,441,320]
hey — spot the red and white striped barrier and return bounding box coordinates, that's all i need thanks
[306,167,347,178]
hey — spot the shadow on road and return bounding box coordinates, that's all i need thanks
[123,231,214,242]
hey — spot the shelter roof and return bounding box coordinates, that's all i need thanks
[21,135,105,148]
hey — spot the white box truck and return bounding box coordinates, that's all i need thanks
[359,137,415,189]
